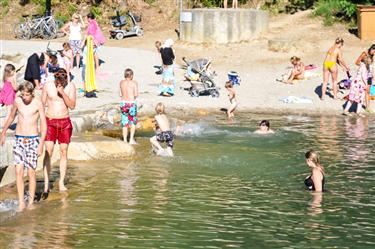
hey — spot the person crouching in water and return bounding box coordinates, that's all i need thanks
[0,82,47,211]
[343,55,372,116]
[225,81,237,120]
[150,103,174,157]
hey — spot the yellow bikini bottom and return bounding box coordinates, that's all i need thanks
[324,61,336,70]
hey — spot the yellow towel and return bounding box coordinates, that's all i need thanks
[85,35,97,92]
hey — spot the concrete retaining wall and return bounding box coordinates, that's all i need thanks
[180,8,268,44]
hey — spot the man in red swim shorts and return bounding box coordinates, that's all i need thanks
[42,68,76,194]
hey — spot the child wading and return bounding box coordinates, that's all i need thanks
[120,68,139,144]
[225,81,237,120]
[0,64,18,122]
[150,103,174,157]
[0,82,47,211]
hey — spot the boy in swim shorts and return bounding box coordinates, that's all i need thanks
[120,68,139,144]
[0,82,47,211]
[150,103,174,157]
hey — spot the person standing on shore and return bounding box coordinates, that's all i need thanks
[24,52,50,89]
[42,69,76,194]
[0,82,47,211]
[60,13,85,68]
[225,81,237,120]
[86,12,106,72]
[120,68,139,144]
[159,39,175,96]
[355,44,375,108]
[321,37,350,100]
[1,64,18,122]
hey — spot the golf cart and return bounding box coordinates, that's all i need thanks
[109,10,144,40]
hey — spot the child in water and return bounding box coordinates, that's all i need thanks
[150,103,174,157]
[254,120,275,134]
[225,81,237,119]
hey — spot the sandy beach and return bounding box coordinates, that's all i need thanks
[1,10,374,121]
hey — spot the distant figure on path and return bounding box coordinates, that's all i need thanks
[42,69,76,194]
[159,39,175,96]
[321,37,350,100]
[304,150,325,192]
[120,68,139,144]
[343,56,372,116]
[150,103,174,157]
[0,82,47,211]
[224,0,238,8]
[254,120,274,134]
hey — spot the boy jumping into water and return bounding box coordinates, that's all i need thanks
[0,82,47,211]
[150,103,174,157]
[120,68,139,144]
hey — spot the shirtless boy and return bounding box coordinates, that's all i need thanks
[225,81,237,120]
[150,103,174,157]
[42,68,76,193]
[120,68,139,144]
[0,82,47,211]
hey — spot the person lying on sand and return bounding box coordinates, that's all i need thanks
[254,120,275,134]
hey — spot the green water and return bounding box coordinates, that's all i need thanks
[1,113,375,248]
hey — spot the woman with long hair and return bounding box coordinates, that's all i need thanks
[304,150,325,192]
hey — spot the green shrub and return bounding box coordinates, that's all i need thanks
[68,3,77,16]
[55,11,69,23]
[90,6,102,18]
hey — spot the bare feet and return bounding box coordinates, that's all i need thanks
[342,110,351,116]
[27,203,36,210]
[59,181,68,192]
[17,201,26,212]
[129,140,137,145]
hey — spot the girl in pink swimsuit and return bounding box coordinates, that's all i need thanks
[62,42,74,82]
[0,64,18,121]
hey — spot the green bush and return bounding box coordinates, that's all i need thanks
[314,0,373,26]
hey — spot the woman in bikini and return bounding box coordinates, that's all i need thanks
[321,37,350,100]
[281,56,305,84]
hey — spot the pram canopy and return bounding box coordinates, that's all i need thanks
[188,58,211,73]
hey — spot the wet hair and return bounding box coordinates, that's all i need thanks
[259,120,270,129]
[3,63,15,81]
[87,12,95,20]
[18,81,35,95]
[124,68,134,79]
[305,150,325,172]
[54,68,68,87]
[335,37,344,45]
[155,102,165,114]
[290,56,300,63]
[225,81,233,88]
[63,42,71,50]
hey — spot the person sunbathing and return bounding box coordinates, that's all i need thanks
[279,56,305,84]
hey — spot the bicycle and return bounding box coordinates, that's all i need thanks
[13,14,59,40]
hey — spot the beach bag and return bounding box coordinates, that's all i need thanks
[370,85,375,100]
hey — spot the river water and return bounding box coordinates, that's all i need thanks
[1,113,374,248]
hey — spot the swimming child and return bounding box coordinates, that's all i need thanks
[225,81,237,119]
[304,150,325,192]
[343,55,372,116]
[62,42,74,82]
[150,103,174,157]
[0,82,47,211]
[0,64,18,122]
[120,68,139,144]
[254,120,275,134]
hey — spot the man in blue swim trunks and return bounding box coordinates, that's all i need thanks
[119,68,139,144]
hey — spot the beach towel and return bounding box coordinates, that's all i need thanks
[279,96,313,104]
[87,19,106,46]
[85,35,97,93]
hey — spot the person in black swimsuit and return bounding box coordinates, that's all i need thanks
[304,150,325,192]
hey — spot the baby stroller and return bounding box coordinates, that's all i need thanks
[183,57,220,98]
[109,10,144,40]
